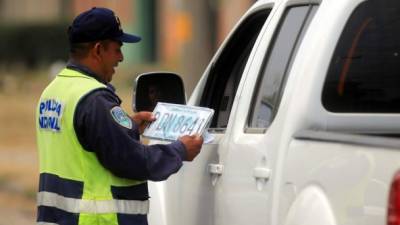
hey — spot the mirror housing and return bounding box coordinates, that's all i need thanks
[133,72,186,112]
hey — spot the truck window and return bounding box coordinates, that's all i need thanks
[322,0,400,113]
[247,5,318,132]
[200,9,271,130]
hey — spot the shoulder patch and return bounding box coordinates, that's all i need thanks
[110,106,132,129]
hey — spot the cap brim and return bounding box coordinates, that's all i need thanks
[115,33,141,43]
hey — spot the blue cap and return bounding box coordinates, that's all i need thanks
[68,7,141,43]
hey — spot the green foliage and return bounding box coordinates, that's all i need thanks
[0,23,69,68]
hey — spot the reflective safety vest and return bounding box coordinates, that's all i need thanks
[36,68,149,225]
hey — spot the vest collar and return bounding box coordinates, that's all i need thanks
[63,61,116,92]
[66,61,105,83]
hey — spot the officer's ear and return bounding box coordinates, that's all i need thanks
[93,42,102,60]
[94,42,102,54]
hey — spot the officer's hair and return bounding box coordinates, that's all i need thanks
[69,40,111,59]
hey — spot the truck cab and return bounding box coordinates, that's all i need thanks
[135,0,400,224]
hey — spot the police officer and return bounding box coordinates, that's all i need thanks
[36,7,203,225]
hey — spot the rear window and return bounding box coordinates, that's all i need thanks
[322,0,400,113]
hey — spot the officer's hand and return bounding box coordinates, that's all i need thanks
[179,135,203,161]
[131,111,156,134]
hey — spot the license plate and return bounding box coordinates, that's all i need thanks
[143,102,214,141]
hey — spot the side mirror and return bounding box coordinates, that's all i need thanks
[133,72,186,112]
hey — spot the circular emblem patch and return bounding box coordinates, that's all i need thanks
[110,106,132,129]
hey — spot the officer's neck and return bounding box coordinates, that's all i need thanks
[69,57,108,84]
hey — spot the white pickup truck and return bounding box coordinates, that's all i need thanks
[134,0,400,224]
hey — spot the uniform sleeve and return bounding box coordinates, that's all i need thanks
[74,88,187,181]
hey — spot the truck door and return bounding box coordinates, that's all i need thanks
[213,3,318,225]
[184,6,273,225]
[148,3,275,225]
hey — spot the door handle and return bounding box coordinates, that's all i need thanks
[253,167,271,191]
[208,163,224,175]
[253,167,271,179]
[208,163,223,186]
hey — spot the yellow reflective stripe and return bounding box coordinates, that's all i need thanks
[37,191,149,215]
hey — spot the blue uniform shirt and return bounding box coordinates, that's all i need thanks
[67,62,187,181]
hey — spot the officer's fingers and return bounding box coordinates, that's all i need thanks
[139,111,156,122]
[131,111,155,123]
[186,134,203,144]
[178,135,189,143]
[179,135,195,142]
[191,135,203,145]
[180,134,203,142]
[179,135,203,158]
[194,134,203,141]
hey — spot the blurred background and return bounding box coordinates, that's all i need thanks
[0,0,255,224]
